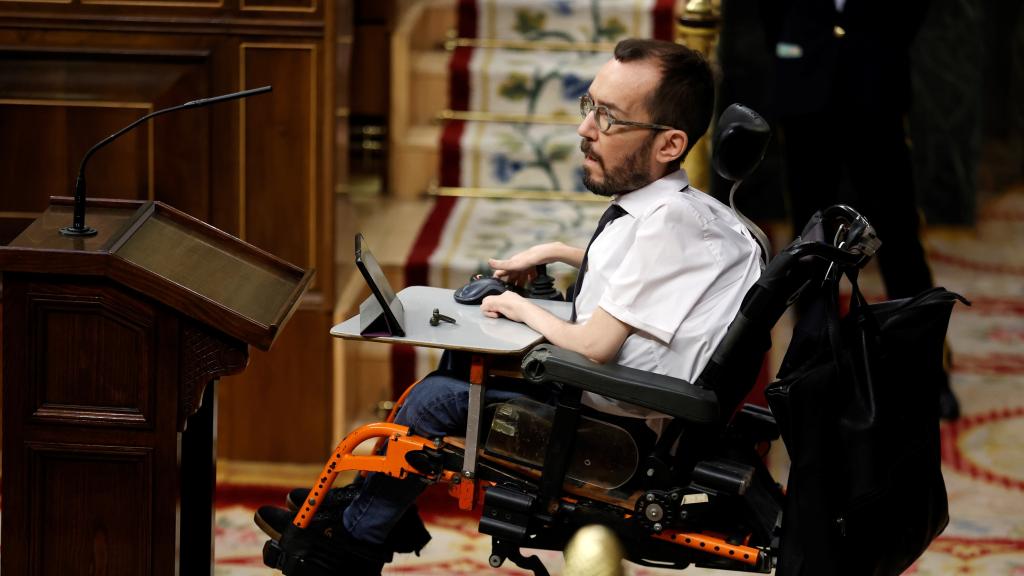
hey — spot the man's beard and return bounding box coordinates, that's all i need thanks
[580,134,656,197]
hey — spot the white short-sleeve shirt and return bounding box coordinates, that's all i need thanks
[573,169,763,423]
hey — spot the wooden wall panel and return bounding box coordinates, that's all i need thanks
[29,288,156,428]
[240,43,317,273]
[2,274,183,575]
[0,103,150,207]
[218,307,332,460]
[0,3,344,464]
[0,46,211,224]
[28,444,153,575]
[241,0,316,11]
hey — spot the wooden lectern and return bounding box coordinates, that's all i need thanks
[0,197,313,576]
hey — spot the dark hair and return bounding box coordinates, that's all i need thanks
[613,38,715,162]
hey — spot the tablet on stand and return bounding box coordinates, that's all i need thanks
[356,233,406,337]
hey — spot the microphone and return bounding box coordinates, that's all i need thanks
[60,85,273,237]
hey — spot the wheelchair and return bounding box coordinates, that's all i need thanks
[257,105,890,575]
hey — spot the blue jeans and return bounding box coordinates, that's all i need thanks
[342,371,532,545]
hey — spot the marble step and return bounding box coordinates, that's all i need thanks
[449,46,607,117]
[440,120,589,192]
[395,45,602,198]
[457,0,674,45]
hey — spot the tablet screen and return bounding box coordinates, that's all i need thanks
[355,233,405,336]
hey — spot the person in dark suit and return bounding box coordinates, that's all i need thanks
[760,0,960,419]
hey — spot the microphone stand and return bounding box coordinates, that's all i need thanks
[60,85,273,237]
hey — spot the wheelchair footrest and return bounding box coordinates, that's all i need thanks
[262,538,344,576]
[262,524,390,576]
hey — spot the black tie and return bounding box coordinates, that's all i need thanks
[570,203,628,322]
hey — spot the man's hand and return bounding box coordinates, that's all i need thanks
[488,245,548,287]
[480,291,528,322]
[489,242,585,287]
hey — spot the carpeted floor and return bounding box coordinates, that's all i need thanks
[216,187,1024,574]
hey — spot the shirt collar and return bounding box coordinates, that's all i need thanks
[613,169,691,216]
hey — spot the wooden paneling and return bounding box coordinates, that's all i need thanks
[219,307,332,460]
[0,102,151,208]
[29,285,156,428]
[241,0,315,11]
[0,47,211,220]
[28,444,153,575]
[0,2,342,465]
[1,275,184,575]
[240,42,317,271]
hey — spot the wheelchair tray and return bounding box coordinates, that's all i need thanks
[331,286,572,355]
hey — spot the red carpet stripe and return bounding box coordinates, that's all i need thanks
[954,353,1024,375]
[456,0,478,39]
[654,0,676,40]
[405,196,458,289]
[448,47,474,112]
[215,483,294,508]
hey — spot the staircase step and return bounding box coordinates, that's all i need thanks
[390,124,441,199]
[406,0,458,51]
[449,47,607,117]
[457,0,675,44]
[409,50,451,126]
[440,120,586,192]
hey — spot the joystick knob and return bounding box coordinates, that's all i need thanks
[528,265,563,301]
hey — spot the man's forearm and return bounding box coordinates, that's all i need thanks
[545,242,585,268]
[518,302,579,350]
[516,302,628,364]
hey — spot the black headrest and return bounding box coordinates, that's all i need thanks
[712,104,771,182]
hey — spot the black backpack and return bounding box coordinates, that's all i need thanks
[766,251,967,575]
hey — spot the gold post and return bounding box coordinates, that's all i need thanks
[676,0,722,192]
[563,524,625,576]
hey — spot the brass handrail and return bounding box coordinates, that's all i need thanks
[444,37,615,53]
[437,110,579,125]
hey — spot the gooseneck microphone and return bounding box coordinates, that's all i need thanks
[60,85,273,237]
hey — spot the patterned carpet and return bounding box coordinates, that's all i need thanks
[215,187,1024,574]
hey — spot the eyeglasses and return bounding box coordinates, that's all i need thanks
[579,94,675,134]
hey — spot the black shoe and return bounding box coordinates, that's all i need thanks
[258,506,388,576]
[255,505,299,541]
[263,538,386,576]
[265,489,432,556]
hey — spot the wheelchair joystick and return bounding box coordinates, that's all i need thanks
[526,264,563,301]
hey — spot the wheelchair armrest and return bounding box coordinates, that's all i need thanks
[521,344,719,424]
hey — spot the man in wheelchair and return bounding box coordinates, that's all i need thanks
[256,36,953,576]
[256,37,769,574]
